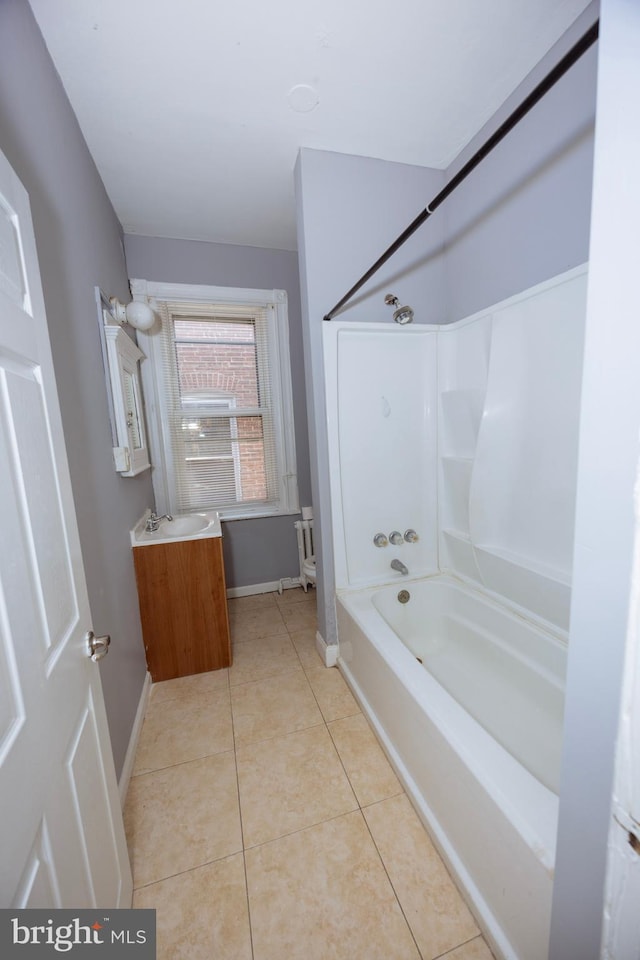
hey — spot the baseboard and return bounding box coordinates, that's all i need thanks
[315,630,339,668]
[226,579,304,598]
[118,671,152,808]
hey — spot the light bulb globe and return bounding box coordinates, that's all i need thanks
[125,301,155,331]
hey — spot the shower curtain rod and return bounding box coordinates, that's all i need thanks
[323,19,599,322]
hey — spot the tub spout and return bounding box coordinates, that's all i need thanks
[391,558,409,576]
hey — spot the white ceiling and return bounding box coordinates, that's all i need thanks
[29,0,593,252]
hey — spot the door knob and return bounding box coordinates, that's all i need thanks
[85,630,111,662]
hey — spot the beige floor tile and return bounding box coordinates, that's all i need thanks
[133,692,233,774]
[133,854,252,960]
[237,725,358,847]
[124,752,241,887]
[149,669,229,705]
[275,586,317,607]
[305,664,360,722]
[230,633,302,686]
[363,794,479,959]
[245,810,420,960]
[228,592,278,612]
[229,604,287,643]
[328,713,402,807]
[279,601,318,633]
[230,670,323,746]
[444,936,496,960]
[289,627,324,671]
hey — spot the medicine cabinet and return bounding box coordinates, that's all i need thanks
[103,322,151,476]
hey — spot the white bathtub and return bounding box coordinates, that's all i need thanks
[336,574,567,960]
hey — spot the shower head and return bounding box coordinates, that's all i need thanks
[393,304,414,325]
[384,293,414,325]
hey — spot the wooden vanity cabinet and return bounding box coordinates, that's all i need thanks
[133,536,231,681]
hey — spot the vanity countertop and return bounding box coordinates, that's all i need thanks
[131,509,222,547]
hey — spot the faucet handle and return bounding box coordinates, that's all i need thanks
[389,531,404,546]
[373,533,388,548]
[404,529,419,543]
[145,510,173,532]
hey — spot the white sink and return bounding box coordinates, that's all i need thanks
[131,510,222,546]
[159,515,209,537]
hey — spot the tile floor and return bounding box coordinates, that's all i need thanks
[124,588,494,960]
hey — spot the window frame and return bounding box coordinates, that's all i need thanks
[133,279,299,520]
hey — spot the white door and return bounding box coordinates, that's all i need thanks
[601,452,640,958]
[0,148,132,908]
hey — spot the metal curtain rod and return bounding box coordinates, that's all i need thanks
[323,19,599,321]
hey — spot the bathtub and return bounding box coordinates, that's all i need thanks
[336,574,567,960]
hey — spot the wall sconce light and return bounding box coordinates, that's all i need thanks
[109,297,156,332]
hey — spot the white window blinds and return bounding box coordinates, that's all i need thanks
[157,299,283,514]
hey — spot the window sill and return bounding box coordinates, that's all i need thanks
[218,506,301,523]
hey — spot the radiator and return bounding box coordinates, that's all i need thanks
[294,518,316,592]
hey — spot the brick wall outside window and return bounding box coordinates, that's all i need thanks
[174,319,268,502]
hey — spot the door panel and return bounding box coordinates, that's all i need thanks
[4,361,78,659]
[14,822,61,908]
[0,148,132,907]
[66,695,125,906]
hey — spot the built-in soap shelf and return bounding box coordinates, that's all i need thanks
[442,529,481,582]
[439,378,487,583]
[441,534,572,631]
[440,388,485,458]
[439,388,484,544]
[441,457,473,534]
[474,543,570,585]
[473,544,572,633]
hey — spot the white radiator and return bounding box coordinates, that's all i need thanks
[295,517,316,592]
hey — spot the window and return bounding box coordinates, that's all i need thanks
[135,281,299,519]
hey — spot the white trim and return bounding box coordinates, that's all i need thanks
[226,580,305,598]
[118,672,152,808]
[135,317,170,511]
[131,279,283,306]
[316,630,339,668]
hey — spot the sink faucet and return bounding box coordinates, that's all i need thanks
[145,511,173,533]
[391,558,409,576]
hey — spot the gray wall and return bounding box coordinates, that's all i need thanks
[123,234,311,589]
[443,3,598,322]
[295,150,446,643]
[0,0,152,778]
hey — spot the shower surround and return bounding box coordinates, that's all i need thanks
[323,265,587,960]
